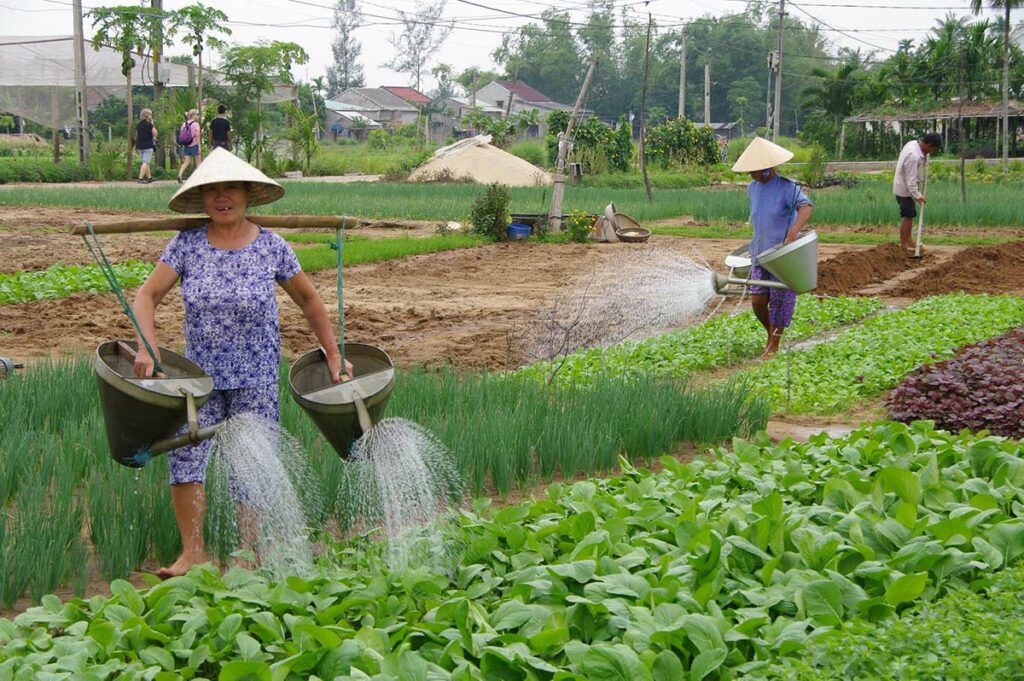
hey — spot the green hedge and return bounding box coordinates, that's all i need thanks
[0,158,91,184]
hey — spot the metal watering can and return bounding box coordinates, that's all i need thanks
[77,215,395,466]
[712,231,819,295]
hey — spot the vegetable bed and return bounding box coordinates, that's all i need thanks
[518,296,883,387]
[0,357,767,607]
[739,293,1024,414]
[886,328,1024,439]
[2,421,1023,678]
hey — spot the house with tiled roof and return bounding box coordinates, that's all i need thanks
[381,86,431,106]
[472,79,584,138]
[327,87,420,130]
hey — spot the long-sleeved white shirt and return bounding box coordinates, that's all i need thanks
[893,140,926,199]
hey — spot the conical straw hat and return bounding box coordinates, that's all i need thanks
[731,136,794,172]
[168,147,284,213]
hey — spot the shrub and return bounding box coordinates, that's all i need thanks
[367,129,390,151]
[645,117,719,168]
[606,114,633,173]
[0,158,91,184]
[563,209,595,243]
[507,140,547,168]
[886,328,1024,438]
[469,182,511,241]
[797,144,827,187]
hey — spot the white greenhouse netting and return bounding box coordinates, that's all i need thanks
[0,36,296,130]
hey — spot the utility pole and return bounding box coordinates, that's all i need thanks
[640,13,654,202]
[547,55,599,232]
[72,0,90,164]
[504,66,519,119]
[1002,3,1010,173]
[704,63,710,125]
[773,0,785,139]
[152,0,165,169]
[677,26,686,118]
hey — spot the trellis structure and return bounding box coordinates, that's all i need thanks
[840,100,1024,160]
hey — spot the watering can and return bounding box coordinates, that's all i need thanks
[93,340,217,467]
[0,357,24,380]
[289,343,395,458]
[712,231,818,295]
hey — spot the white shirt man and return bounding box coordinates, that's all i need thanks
[893,133,941,251]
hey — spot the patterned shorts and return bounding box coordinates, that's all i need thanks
[167,383,278,489]
[749,265,797,328]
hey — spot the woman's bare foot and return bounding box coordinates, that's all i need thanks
[156,551,209,579]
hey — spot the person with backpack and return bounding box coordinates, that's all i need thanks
[135,108,157,184]
[176,109,201,183]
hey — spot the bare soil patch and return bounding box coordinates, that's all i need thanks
[816,242,941,296]
[889,242,1024,296]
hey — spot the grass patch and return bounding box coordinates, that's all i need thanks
[3,176,1022,226]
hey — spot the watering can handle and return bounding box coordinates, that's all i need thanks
[182,389,200,445]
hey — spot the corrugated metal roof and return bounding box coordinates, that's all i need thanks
[333,87,418,111]
[844,100,1024,122]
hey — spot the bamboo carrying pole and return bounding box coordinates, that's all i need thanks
[71,214,358,235]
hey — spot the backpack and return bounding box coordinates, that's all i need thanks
[176,120,194,146]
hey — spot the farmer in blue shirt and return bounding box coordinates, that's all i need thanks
[732,137,813,358]
[132,148,352,578]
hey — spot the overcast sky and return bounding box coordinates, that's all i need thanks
[3,0,985,96]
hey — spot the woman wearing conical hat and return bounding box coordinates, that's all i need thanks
[131,147,352,578]
[732,137,814,358]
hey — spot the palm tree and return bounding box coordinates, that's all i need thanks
[971,0,1024,171]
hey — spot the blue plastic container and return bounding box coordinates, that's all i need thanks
[507,222,531,241]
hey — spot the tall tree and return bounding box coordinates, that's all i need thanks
[174,3,231,126]
[971,0,1023,171]
[382,1,453,91]
[492,9,584,107]
[220,41,308,166]
[455,66,502,101]
[327,0,365,96]
[89,4,168,179]
[430,63,456,99]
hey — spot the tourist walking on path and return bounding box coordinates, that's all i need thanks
[732,137,814,358]
[893,132,942,252]
[134,108,157,183]
[176,109,202,183]
[132,148,351,578]
[209,104,232,151]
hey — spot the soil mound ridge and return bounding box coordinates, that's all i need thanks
[816,242,929,296]
[890,242,1024,296]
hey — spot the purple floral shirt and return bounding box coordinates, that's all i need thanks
[160,226,301,389]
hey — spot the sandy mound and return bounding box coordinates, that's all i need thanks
[816,242,933,296]
[410,136,552,187]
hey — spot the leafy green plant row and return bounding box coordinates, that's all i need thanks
[739,293,1024,414]
[652,224,1018,247]
[0,157,92,184]
[518,296,883,387]
[0,261,152,305]
[293,234,485,273]
[769,563,1024,680]
[3,177,1024,225]
[3,421,1024,678]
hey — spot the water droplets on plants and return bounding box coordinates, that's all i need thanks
[344,418,463,573]
[206,413,322,579]
[518,245,716,364]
